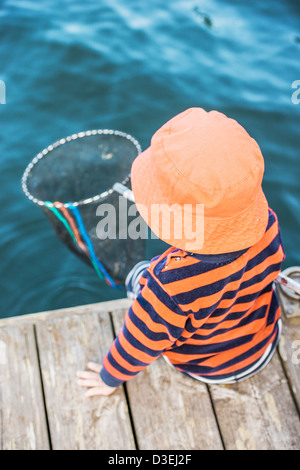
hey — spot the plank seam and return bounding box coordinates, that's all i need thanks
[206,385,226,450]
[108,310,140,450]
[276,349,300,418]
[33,324,53,450]
[0,409,2,450]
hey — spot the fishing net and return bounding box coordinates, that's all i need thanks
[22,129,145,288]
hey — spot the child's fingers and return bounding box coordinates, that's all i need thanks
[77,379,100,388]
[84,387,114,397]
[84,387,103,397]
[87,362,102,373]
[76,370,98,380]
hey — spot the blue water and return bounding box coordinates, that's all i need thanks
[1,0,300,318]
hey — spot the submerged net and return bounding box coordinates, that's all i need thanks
[22,129,145,288]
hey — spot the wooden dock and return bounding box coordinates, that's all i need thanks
[0,297,300,450]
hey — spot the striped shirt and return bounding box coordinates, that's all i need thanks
[100,208,285,387]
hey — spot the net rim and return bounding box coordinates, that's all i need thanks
[21,129,142,208]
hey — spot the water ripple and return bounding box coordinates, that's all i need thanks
[1,0,299,317]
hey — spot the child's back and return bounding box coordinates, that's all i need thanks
[77,108,286,394]
[100,207,284,386]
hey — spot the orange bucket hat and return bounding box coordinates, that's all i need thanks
[131,107,269,254]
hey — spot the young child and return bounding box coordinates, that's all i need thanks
[76,108,285,396]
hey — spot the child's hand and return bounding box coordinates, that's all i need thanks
[76,362,117,397]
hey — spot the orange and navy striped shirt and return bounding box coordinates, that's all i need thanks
[100,208,285,387]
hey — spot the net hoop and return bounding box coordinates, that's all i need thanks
[21,129,142,208]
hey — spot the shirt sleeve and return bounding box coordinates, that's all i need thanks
[100,267,187,387]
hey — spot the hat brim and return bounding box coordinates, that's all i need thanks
[131,147,269,254]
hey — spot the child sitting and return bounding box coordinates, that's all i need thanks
[77,108,285,396]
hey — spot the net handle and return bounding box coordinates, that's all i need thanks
[113,183,135,202]
[21,129,141,208]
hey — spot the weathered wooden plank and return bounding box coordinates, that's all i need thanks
[111,308,223,450]
[209,352,300,450]
[278,316,300,412]
[0,298,131,328]
[0,324,49,450]
[35,311,135,450]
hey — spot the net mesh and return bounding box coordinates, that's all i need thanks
[22,130,145,287]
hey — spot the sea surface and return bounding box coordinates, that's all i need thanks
[0,0,300,318]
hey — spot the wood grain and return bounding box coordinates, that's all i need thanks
[0,324,49,449]
[35,310,135,450]
[111,308,223,450]
[209,351,300,450]
[0,299,131,328]
[278,316,300,412]
[1,299,299,451]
